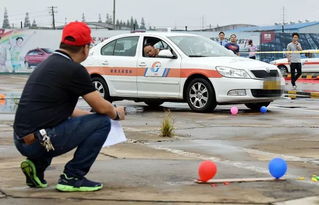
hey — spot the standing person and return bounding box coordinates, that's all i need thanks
[247,40,257,59]
[287,33,302,89]
[218,31,228,46]
[13,21,126,192]
[225,34,240,56]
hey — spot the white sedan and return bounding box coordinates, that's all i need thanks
[270,50,319,75]
[82,32,284,112]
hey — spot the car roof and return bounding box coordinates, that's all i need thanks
[109,32,199,39]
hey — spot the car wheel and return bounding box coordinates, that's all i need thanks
[278,65,288,76]
[245,102,270,111]
[91,76,111,101]
[144,100,164,107]
[186,78,217,112]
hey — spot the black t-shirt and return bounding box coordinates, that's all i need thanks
[14,50,96,138]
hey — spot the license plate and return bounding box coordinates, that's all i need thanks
[263,80,280,90]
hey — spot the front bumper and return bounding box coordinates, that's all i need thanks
[211,77,285,104]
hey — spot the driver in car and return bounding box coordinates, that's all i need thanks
[143,44,160,57]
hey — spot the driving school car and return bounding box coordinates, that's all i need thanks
[82,32,284,112]
[270,50,319,75]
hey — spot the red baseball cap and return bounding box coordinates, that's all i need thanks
[61,22,93,46]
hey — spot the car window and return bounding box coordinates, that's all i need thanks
[154,40,169,50]
[27,50,39,56]
[101,40,116,55]
[113,36,139,57]
[143,37,176,58]
[101,37,139,57]
[169,35,235,57]
[42,48,53,54]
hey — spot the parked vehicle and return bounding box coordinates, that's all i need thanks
[24,48,53,68]
[270,50,319,75]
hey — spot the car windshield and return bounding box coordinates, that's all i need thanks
[42,48,53,54]
[168,35,235,57]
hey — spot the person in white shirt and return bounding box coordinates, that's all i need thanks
[218,32,228,46]
[247,40,257,59]
[287,33,302,89]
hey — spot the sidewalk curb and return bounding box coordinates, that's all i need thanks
[285,90,319,99]
[285,74,319,80]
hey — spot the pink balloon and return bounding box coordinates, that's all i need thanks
[198,160,217,182]
[230,106,238,115]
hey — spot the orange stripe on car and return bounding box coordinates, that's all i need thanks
[86,66,222,78]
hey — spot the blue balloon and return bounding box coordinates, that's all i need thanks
[260,106,268,113]
[268,158,287,179]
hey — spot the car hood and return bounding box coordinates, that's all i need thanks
[270,58,287,64]
[184,56,278,71]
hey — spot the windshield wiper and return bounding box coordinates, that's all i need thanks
[188,55,209,57]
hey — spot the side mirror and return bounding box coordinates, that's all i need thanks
[158,49,176,59]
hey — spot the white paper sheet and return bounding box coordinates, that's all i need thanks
[103,120,127,147]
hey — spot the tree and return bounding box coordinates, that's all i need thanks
[82,13,86,22]
[140,17,146,29]
[24,12,31,28]
[134,19,139,30]
[98,13,102,23]
[106,13,111,23]
[130,16,134,28]
[31,19,37,29]
[116,19,120,29]
[2,8,10,29]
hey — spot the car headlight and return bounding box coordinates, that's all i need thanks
[216,66,251,79]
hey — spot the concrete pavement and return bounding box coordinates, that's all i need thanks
[2,75,319,204]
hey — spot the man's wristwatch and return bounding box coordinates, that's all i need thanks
[114,111,120,120]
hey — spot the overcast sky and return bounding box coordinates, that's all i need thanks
[1,0,319,29]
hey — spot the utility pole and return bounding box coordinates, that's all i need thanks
[113,0,116,29]
[282,6,285,33]
[49,6,57,29]
[201,16,205,31]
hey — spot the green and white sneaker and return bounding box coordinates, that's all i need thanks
[56,173,103,192]
[20,159,48,188]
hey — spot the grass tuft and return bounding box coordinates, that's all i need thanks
[160,110,175,137]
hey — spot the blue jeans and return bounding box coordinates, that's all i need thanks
[14,114,111,178]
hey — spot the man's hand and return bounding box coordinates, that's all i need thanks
[114,106,125,120]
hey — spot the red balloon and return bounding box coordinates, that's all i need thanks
[198,160,217,182]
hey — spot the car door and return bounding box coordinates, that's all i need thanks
[27,50,38,65]
[98,36,140,97]
[302,54,319,72]
[34,50,45,64]
[137,37,181,98]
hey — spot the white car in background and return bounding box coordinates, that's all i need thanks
[82,32,284,112]
[270,50,319,75]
